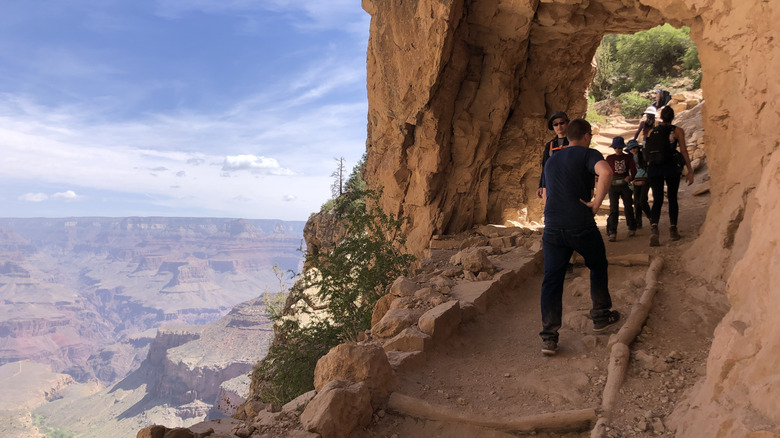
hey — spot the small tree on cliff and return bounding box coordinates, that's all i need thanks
[330,157,347,199]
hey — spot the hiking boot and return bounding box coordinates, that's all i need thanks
[636,222,643,230]
[541,339,558,356]
[628,229,636,237]
[670,225,681,241]
[607,232,616,242]
[593,310,621,333]
[650,225,660,247]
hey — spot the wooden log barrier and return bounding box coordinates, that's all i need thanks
[387,392,597,434]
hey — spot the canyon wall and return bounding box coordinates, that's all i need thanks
[362,0,778,436]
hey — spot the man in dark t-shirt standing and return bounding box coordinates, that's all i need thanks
[539,118,621,356]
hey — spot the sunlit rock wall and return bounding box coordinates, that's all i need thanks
[362,0,779,436]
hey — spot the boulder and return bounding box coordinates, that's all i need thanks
[418,300,461,342]
[449,248,495,273]
[389,276,419,297]
[313,343,396,408]
[300,380,372,438]
[371,308,424,338]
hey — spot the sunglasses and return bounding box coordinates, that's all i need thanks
[552,121,568,127]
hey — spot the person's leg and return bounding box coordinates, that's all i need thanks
[648,174,665,246]
[666,172,682,226]
[569,225,612,321]
[622,184,636,231]
[540,227,573,343]
[607,186,619,237]
[666,172,682,240]
[640,184,652,219]
[633,185,643,228]
[649,175,665,226]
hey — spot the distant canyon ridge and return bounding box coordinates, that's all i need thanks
[0,217,304,386]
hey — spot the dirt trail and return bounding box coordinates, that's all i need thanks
[360,167,726,437]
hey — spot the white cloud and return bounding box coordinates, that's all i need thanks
[283,194,296,202]
[19,192,48,202]
[51,190,81,201]
[221,155,294,175]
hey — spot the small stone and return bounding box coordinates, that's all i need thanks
[504,373,511,378]
[457,397,467,406]
[652,417,665,434]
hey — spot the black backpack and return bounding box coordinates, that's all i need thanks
[644,124,676,165]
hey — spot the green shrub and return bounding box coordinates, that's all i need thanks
[593,24,700,98]
[252,319,339,407]
[310,189,413,341]
[586,95,607,125]
[613,24,696,93]
[254,189,413,406]
[617,92,652,118]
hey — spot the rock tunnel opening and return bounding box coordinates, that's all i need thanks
[488,23,706,230]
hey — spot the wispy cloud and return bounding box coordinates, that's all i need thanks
[19,193,49,203]
[154,0,369,34]
[18,190,82,202]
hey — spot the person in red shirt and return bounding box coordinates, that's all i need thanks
[605,136,637,241]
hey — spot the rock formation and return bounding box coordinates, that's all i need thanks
[362,0,778,436]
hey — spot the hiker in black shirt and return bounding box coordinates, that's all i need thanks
[537,111,570,199]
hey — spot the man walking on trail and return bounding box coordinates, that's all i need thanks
[539,118,621,356]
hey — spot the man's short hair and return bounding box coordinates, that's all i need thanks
[566,118,592,141]
[660,106,675,123]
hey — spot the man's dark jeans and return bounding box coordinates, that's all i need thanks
[540,224,612,342]
[607,181,636,234]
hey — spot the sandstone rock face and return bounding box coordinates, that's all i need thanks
[363,0,779,436]
[302,211,348,267]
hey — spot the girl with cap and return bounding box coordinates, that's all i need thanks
[605,136,637,241]
[633,106,657,144]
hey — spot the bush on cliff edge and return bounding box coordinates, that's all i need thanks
[252,189,413,407]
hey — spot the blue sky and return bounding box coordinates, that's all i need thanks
[0,0,370,221]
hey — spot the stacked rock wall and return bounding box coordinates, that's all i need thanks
[362,0,779,436]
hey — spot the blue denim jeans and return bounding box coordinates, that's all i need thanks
[540,224,612,342]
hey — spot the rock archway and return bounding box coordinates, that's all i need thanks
[362,0,778,436]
